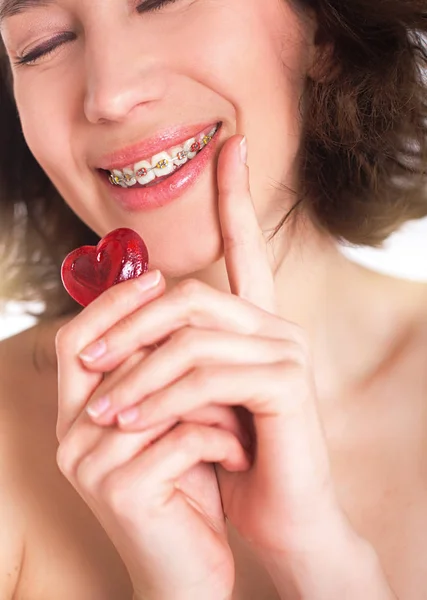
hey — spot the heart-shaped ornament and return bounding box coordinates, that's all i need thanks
[61,227,149,307]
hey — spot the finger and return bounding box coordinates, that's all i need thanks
[63,347,152,441]
[72,421,177,488]
[56,411,104,475]
[57,417,176,482]
[217,135,277,314]
[78,279,294,374]
[114,362,297,433]
[171,405,252,452]
[107,423,251,510]
[71,403,251,492]
[56,271,165,441]
[57,345,152,443]
[83,328,294,425]
[56,367,176,481]
[102,347,152,387]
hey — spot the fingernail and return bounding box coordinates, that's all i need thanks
[79,339,107,362]
[118,407,139,425]
[86,395,110,418]
[239,136,248,166]
[135,269,161,291]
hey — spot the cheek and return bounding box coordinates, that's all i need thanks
[176,2,306,198]
[14,75,74,186]
[13,78,99,230]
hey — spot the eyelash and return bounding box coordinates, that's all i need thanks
[14,0,179,67]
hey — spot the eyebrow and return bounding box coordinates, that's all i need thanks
[0,0,54,23]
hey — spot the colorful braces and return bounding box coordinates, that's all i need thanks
[108,131,215,187]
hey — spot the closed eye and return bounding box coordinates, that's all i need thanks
[14,32,76,67]
[14,0,182,67]
[136,0,180,14]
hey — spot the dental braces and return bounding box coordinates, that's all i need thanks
[109,130,216,187]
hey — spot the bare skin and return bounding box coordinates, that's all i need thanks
[1,258,426,600]
[0,0,425,595]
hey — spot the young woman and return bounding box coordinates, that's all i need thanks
[0,0,426,598]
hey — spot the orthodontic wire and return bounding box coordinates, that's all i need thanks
[109,127,218,187]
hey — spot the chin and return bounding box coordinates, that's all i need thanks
[150,226,225,281]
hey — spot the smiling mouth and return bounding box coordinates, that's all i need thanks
[100,165,186,188]
[101,122,221,189]
[116,162,186,188]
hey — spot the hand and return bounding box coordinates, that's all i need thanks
[55,189,254,599]
[76,135,348,570]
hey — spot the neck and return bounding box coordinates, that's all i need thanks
[164,218,422,405]
[44,219,423,406]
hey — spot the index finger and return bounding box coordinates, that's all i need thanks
[217,135,278,315]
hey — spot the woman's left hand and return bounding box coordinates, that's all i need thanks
[77,135,349,565]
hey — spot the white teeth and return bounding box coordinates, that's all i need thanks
[134,159,155,185]
[123,167,137,186]
[170,145,188,167]
[112,169,128,188]
[108,123,219,187]
[151,151,175,178]
[183,138,198,159]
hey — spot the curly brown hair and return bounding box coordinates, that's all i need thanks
[0,0,426,321]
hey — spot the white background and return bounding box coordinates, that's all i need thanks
[1,216,426,341]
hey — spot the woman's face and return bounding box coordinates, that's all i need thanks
[1,0,316,277]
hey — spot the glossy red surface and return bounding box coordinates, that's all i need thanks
[61,228,149,307]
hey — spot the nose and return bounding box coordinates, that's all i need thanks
[83,27,167,124]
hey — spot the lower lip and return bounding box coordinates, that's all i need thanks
[99,123,222,211]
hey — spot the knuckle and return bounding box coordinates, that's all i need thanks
[56,443,74,476]
[111,312,135,338]
[108,348,149,380]
[103,282,135,314]
[173,423,203,453]
[190,365,213,391]
[55,422,63,444]
[280,326,311,366]
[55,325,71,355]
[75,454,98,490]
[291,324,310,352]
[276,361,311,399]
[173,326,198,351]
[287,341,308,368]
[101,291,122,315]
[175,278,204,310]
[101,473,127,513]
[105,388,122,411]
[101,471,145,515]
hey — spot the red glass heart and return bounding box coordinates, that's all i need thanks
[61,227,149,307]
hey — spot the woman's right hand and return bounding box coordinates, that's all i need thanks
[55,275,251,600]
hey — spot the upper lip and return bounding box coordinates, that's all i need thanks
[95,121,220,171]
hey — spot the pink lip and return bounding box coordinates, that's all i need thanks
[97,121,220,171]
[98,122,223,211]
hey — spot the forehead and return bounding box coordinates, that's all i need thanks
[0,0,164,24]
[0,0,54,20]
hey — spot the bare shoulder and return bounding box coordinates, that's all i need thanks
[0,326,44,599]
[0,317,71,493]
[0,319,134,599]
[0,314,75,424]
[0,320,66,598]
